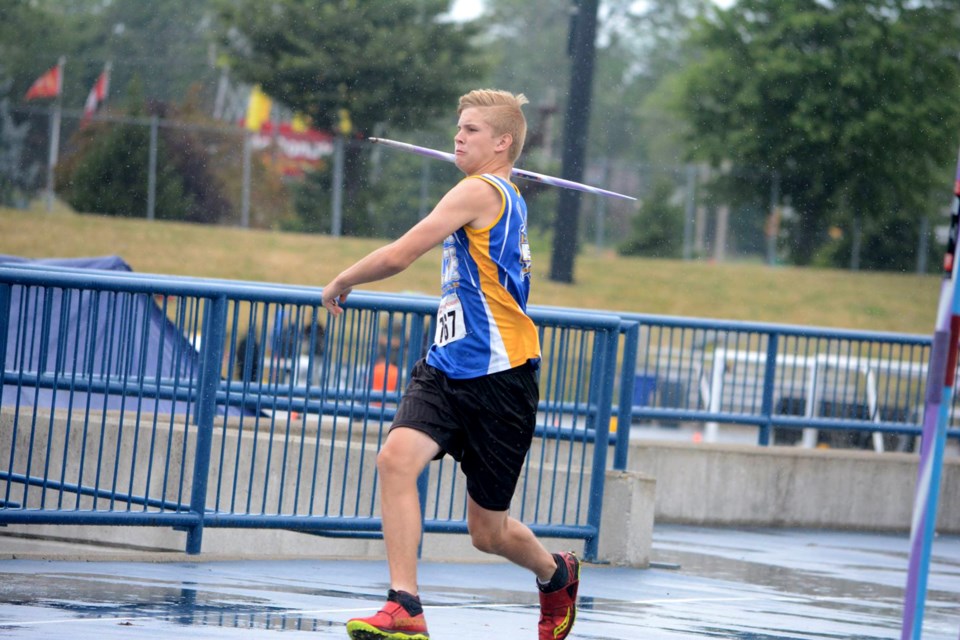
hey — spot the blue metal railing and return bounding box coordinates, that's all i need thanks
[610,312,959,455]
[3,264,957,559]
[0,264,619,559]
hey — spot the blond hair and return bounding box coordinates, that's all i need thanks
[458,89,529,163]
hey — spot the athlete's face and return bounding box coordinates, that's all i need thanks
[454,108,509,175]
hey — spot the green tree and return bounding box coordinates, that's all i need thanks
[57,81,236,223]
[214,0,487,233]
[2,0,227,204]
[672,0,960,268]
[482,0,710,277]
[618,178,684,258]
[483,0,709,164]
[1,1,74,194]
[58,118,190,219]
[482,0,571,128]
[1,1,70,98]
[592,0,711,164]
[3,0,218,111]
[72,0,221,105]
[0,74,40,207]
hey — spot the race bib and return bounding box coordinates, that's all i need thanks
[435,296,466,347]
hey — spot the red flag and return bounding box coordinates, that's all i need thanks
[24,63,62,100]
[82,64,111,126]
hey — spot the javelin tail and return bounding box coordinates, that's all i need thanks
[368,137,636,201]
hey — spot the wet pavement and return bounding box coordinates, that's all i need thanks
[0,525,958,639]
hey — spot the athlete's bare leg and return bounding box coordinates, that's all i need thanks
[376,426,442,595]
[466,497,558,582]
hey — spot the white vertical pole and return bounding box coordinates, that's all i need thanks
[714,204,730,262]
[44,57,65,212]
[212,68,228,120]
[241,131,251,228]
[331,135,344,237]
[683,164,696,260]
[44,103,61,212]
[705,348,725,442]
[801,357,821,448]
[594,157,609,254]
[147,116,158,220]
[418,155,431,219]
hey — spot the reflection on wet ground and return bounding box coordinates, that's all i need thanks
[0,525,958,639]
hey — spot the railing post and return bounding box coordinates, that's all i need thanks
[614,321,639,470]
[705,348,726,442]
[0,284,10,387]
[406,313,426,374]
[185,295,226,554]
[416,465,430,558]
[584,322,618,561]
[758,332,779,445]
[192,300,213,425]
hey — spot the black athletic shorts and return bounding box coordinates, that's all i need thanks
[391,358,539,511]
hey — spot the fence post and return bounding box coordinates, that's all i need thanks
[406,314,427,373]
[331,135,344,237]
[241,131,251,228]
[185,295,226,554]
[584,322,618,561]
[0,284,9,386]
[613,321,639,470]
[416,466,430,558]
[45,88,63,212]
[758,332,779,445]
[683,164,697,260]
[147,116,158,221]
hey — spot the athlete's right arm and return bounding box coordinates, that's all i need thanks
[321,178,501,316]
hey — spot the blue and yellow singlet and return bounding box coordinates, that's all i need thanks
[426,174,541,379]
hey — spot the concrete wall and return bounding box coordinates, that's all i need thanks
[0,410,656,566]
[5,407,957,568]
[626,440,959,533]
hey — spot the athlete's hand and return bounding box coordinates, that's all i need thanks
[321,281,351,317]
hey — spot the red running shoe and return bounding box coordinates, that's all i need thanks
[538,552,580,640]
[346,595,429,640]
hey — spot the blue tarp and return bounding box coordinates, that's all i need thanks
[1,255,203,414]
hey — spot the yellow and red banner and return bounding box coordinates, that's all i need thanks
[250,121,334,177]
[240,86,333,177]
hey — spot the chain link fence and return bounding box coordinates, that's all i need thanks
[3,106,937,271]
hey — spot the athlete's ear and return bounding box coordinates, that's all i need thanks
[496,133,513,153]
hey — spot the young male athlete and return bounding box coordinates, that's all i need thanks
[321,89,580,640]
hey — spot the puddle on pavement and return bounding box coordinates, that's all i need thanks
[0,571,344,632]
[2,529,959,640]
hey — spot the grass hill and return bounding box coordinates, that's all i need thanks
[0,205,940,336]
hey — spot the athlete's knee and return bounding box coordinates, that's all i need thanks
[468,520,506,555]
[469,529,502,555]
[375,442,419,483]
[375,445,401,477]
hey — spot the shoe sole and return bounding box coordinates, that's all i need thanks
[347,620,430,640]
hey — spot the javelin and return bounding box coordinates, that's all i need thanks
[368,137,636,201]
